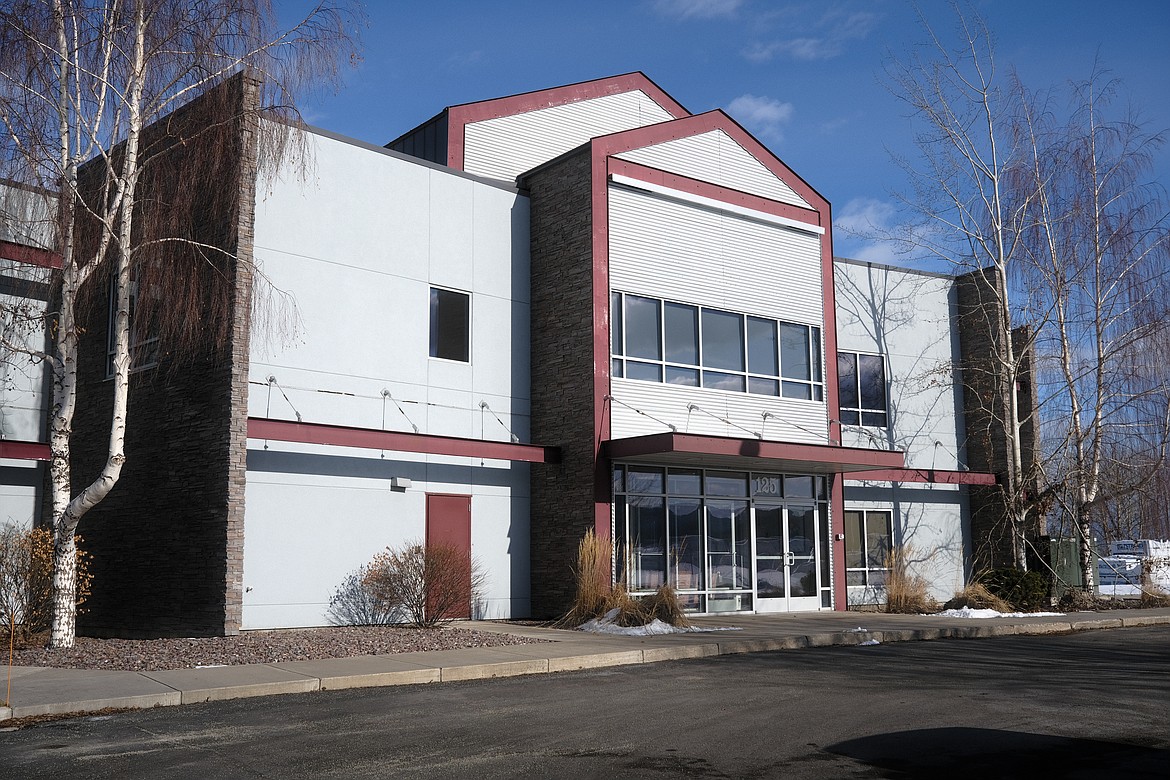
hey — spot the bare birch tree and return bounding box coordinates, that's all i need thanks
[887,3,1170,586]
[884,4,1037,569]
[1016,70,1170,589]
[0,1,358,648]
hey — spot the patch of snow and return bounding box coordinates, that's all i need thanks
[194,663,229,668]
[931,608,1065,619]
[858,639,881,646]
[576,608,742,636]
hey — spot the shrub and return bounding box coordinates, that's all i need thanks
[883,546,937,614]
[944,582,1014,612]
[326,565,400,626]
[979,568,1050,612]
[1055,586,1104,612]
[0,524,92,644]
[361,540,485,628]
[643,584,691,628]
[556,529,613,628]
[557,531,692,629]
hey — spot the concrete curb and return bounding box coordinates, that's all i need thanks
[3,613,1168,721]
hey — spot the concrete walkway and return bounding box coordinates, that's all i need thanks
[3,608,1168,722]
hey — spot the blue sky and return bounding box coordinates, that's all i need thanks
[281,0,1170,268]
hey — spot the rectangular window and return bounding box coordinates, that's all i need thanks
[664,301,699,365]
[844,509,892,587]
[430,287,470,362]
[106,274,159,377]
[747,317,778,376]
[609,291,823,400]
[624,294,662,361]
[700,309,744,372]
[838,351,888,427]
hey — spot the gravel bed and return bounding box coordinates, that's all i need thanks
[8,625,549,672]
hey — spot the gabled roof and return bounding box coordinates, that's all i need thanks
[445,71,689,126]
[387,72,691,173]
[593,109,829,216]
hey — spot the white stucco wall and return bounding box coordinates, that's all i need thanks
[834,259,971,604]
[1,183,54,530]
[0,261,48,528]
[242,127,532,628]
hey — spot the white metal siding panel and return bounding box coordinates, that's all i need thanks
[608,186,823,324]
[611,379,827,444]
[463,90,674,181]
[615,129,812,209]
[607,184,829,446]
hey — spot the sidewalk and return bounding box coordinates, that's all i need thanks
[3,607,1168,722]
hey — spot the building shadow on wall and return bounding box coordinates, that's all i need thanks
[246,449,521,489]
[825,727,1167,779]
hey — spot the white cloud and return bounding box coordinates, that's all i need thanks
[835,198,954,270]
[848,241,903,265]
[835,198,903,264]
[653,0,743,20]
[727,93,794,141]
[835,197,896,238]
[746,10,879,62]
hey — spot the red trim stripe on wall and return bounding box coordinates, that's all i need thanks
[0,440,51,461]
[0,239,60,269]
[246,417,559,464]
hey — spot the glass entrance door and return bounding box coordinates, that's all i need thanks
[705,499,752,612]
[754,502,821,612]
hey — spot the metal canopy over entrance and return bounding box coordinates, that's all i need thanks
[602,432,906,474]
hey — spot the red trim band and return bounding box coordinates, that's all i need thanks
[592,111,830,216]
[247,417,559,464]
[0,239,60,269]
[602,432,905,473]
[0,440,51,461]
[607,159,822,228]
[449,72,688,127]
[446,72,690,172]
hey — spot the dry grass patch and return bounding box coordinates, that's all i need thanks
[556,532,691,629]
[884,546,938,614]
[943,582,1013,613]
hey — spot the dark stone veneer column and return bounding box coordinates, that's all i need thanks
[69,75,257,638]
[521,146,602,619]
[955,267,1039,573]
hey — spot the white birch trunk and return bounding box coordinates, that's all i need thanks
[47,1,144,649]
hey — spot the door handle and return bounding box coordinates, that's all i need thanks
[785,551,795,566]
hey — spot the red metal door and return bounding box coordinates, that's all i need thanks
[425,494,472,619]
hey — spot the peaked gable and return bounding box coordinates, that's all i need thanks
[448,72,689,179]
[616,127,811,209]
[595,111,828,217]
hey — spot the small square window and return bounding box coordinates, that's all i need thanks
[429,287,470,362]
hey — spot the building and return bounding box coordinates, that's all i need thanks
[0,73,1013,636]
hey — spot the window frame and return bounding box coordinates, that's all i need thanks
[106,274,159,378]
[837,350,888,427]
[843,508,892,588]
[610,290,824,401]
[429,286,471,364]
